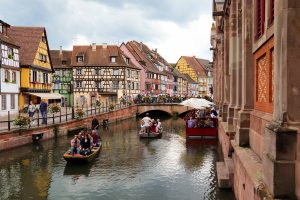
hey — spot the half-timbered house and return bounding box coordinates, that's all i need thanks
[0,20,20,116]
[50,48,73,106]
[121,41,164,95]
[72,44,140,107]
[9,26,57,109]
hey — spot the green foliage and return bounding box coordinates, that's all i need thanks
[109,104,115,111]
[75,109,85,120]
[48,104,61,113]
[13,115,30,128]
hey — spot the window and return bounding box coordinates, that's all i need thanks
[8,48,14,59]
[62,60,67,65]
[268,0,274,26]
[113,69,119,76]
[76,81,82,88]
[76,69,82,75]
[77,56,83,63]
[94,69,99,75]
[12,72,16,83]
[43,73,48,83]
[135,82,139,90]
[39,53,47,62]
[127,69,130,78]
[1,95,6,110]
[256,0,265,39]
[10,94,15,109]
[4,70,10,82]
[42,36,47,43]
[110,56,116,63]
[126,58,129,64]
[113,81,119,89]
[136,71,139,79]
[0,23,2,33]
[32,71,38,82]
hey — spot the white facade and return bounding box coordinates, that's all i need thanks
[0,43,20,116]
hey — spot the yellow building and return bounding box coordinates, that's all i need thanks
[175,56,211,97]
[9,27,55,109]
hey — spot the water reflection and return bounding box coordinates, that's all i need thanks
[0,117,235,200]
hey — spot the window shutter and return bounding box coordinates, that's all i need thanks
[48,74,51,84]
[256,0,265,39]
[268,0,274,25]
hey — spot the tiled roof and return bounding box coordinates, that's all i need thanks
[197,58,213,71]
[71,45,140,70]
[8,26,46,66]
[182,56,207,77]
[126,41,164,74]
[50,50,72,69]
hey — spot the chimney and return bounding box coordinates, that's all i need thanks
[92,43,96,51]
[59,46,62,55]
[154,48,158,58]
[140,42,143,51]
[103,43,107,49]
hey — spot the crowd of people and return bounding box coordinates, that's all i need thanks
[140,113,162,134]
[185,108,218,128]
[70,129,101,156]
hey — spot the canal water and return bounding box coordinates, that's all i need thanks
[0,117,235,200]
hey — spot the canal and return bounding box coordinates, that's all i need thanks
[0,117,235,200]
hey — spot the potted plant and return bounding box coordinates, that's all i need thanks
[93,100,101,108]
[109,104,115,111]
[8,54,13,59]
[75,108,85,120]
[48,104,61,113]
[13,115,31,128]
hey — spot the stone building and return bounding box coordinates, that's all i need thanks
[211,0,300,199]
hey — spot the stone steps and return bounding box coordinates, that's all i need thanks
[217,158,234,189]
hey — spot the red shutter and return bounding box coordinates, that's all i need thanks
[268,0,275,26]
[256,0,265,39]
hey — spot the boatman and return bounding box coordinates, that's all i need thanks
[142,113,151,133]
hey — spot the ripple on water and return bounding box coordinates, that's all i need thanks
[0,117,235,200]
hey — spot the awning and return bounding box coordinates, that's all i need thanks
[27,93,65,100]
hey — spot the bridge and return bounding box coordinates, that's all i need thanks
[136,103,193,116]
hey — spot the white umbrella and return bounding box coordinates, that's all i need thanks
[180,98,214,109]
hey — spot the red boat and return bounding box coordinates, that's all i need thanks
[186,119,218,139]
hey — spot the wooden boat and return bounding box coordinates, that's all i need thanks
[186,119,218,139]
[63,142,102,163]
[139,129,163,139]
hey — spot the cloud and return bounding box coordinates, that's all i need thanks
[0,0,212,63]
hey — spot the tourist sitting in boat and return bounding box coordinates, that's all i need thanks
[80,134,92,156]
[156,119,162,132]
[91,130,101,147]
[187,117,196,128]
[149,119,157,133]
[204,117,214,128]
[142,113,151,133]
[70,135,81,155]
[78,131,85,143]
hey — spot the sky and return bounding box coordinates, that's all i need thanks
[0,0,213,63]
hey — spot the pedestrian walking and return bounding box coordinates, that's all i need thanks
[91,115,100,135]
[40,99,48,124]
[28,101,36,126]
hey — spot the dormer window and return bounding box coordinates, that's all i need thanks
[62,60,67,65]
[77,56,83,63]
[126,58,130,64]
[110,56,116,63]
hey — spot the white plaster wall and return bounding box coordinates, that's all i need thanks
[0,94,19,116]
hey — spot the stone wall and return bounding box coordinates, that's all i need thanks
[0,105,138,152]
